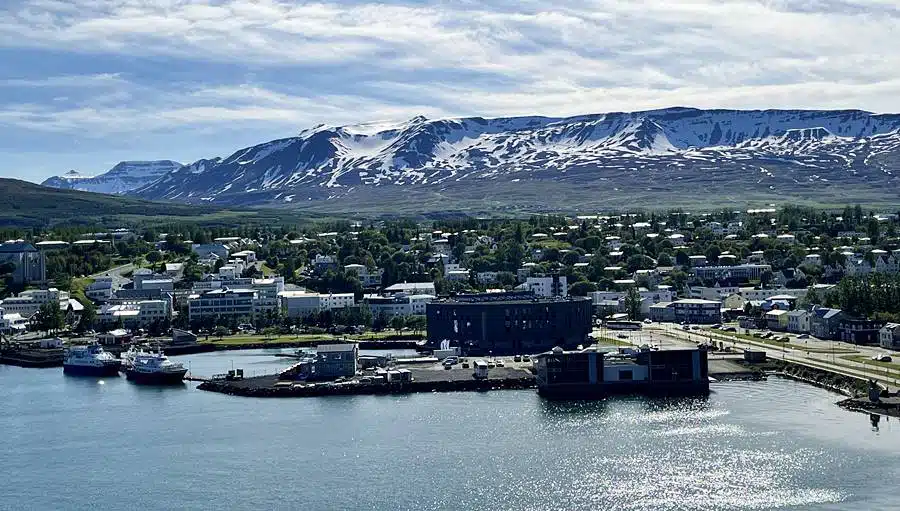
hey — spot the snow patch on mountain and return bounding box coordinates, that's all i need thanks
[123,108,900,205]
[43,160,183,194]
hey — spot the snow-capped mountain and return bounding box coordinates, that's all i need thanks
[43,160,183,195]
[130,108,900,209]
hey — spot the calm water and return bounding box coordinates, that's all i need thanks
[3,350,900,511]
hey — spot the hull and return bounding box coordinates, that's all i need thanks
[125,368,187,385]
[64,363,121,377]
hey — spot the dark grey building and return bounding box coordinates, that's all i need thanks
[313,343,359,380]
[426,292,592,356]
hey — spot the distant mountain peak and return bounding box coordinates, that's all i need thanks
[42,160,183,195]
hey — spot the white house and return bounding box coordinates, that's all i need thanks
[344,264,383,287]
[517,276,567,297]
[0,288,70,318]
[880,323,900,350]
[384,282,436,296]
[278,291,355,318]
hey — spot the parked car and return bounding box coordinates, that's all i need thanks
[617,333,628,339]
[522,355,531,362]
[442,356,459,367]
[643,319,652,324]
[873,354,893,362]
[797,334,809,339]
[513,355,522,362]
[724,327,737,332]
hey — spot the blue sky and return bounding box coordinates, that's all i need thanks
[2,0,900,182]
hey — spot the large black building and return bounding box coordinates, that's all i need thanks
[426,292,593,356]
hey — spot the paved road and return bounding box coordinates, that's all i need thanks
[89,263,134,290]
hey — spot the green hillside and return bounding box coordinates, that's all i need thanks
[0,178,314,228]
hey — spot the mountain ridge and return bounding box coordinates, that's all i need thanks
[42,160,183,194]
[57,107,900,210]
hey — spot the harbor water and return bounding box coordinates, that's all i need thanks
[3,349,900,510]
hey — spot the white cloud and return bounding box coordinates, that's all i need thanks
[1,0,900,137]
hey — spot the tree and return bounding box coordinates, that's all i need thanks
[214,326,230,339]
[624,287,643,321]
[389,315,406,334]
[568,280,597,296]
[33,301,64,334]
[405,315,426,335]
[76,300,95,334]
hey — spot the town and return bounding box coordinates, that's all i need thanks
[1,206,898,350]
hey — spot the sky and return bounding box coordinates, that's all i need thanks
[2,0,900,182]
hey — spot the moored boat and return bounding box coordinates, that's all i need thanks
[63,343,121,377]
[125,351,187,384]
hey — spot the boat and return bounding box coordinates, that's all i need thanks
[125,351,188,384]
[120,345,150,370]
[63,343,121,376]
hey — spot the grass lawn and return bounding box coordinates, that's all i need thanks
[70,277,94,304]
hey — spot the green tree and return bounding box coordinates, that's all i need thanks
[34,301,64,334]
[389,315,406,334]
[624,287,643,321]
[214,326,230,339]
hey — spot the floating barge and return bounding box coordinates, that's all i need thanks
[197,364,536,397]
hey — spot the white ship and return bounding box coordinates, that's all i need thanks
[63,343,121,377]
[124,351,187,384]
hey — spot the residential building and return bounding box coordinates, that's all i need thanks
[739,287,808,301]
[193,276,284,313]
[279,291,356,318]
[765,309,789,331]
[694,264,772,282]
[722,293,748,311]
[880,323,900,350]
[0,288,69,318]
[0,241,45,284]
[192,243,229,260]
[518,276,568,297]
[187,288,257,323]
[312,254,338,272]
[313,343,359,380]
[809,308,845,340]
[139,278,174,292]
[839,318,886,345]
[648,302,675,322]
[364,293,434,319]
[0,307,27,335]
[164,263,184,279]
[476,271,499,285]
[426,292,592,356]
[86,277,114,302]
[111,288,174,313]
[384,282,436,296]
[344,264,383,287]
[231,250,257,262]
[786,310,810,333]
[672,299,722,324]
[517,263,539,281]
[97,300,169,328]
[689,285,739,301]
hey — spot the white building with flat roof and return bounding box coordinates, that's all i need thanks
[278,291,356,318]
[384,282,436,296]
[0,288,70,318]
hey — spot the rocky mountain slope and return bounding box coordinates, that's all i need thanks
[42,160,183,194]
[123,108,900,211]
